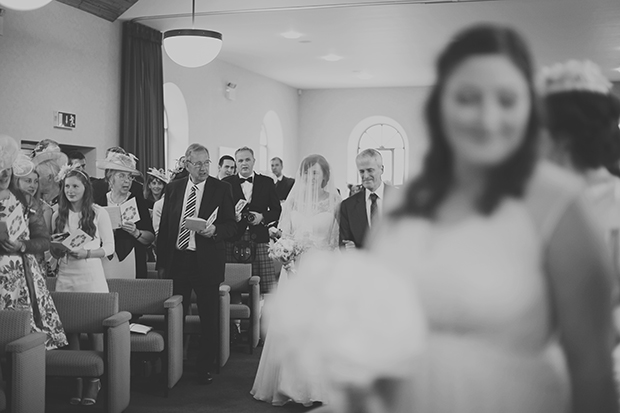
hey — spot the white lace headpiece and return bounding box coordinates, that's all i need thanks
[538,60,612,96]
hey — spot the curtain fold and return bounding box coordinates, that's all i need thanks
[120,21,165,177]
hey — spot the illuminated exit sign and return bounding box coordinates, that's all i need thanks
[54,111,76,129]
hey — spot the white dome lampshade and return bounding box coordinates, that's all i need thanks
[0,0,52,10]
[163,29,223,68]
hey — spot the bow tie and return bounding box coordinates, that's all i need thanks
[240,176,253,184]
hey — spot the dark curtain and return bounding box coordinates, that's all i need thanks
[120,22,165,178]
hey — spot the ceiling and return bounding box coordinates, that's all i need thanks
[65,0,620,89]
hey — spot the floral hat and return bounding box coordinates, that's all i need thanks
[147,167,170,184]
[12,153,35,177]
[0,135,21,171]
[538,60,612,96]
[31,139,69,167]
[96,151,140,175]
[55,163,88,183]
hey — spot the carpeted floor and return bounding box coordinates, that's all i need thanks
[45,341,322,413]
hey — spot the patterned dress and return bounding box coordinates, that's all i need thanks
[0,192,67,349]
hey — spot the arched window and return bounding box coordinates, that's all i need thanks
[259,123,268,172]
[259,111,284,175]
[348,116,409,186]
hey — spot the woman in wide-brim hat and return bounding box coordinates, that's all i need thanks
[31,139,69,208]
[0,134,67,351]
[94,151,154,280]
[143,167,169,211]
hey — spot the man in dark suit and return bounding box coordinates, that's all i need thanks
[157,143,236,385]
[223,147,281,294]
[340,149,389,249]
[270,157,295,201]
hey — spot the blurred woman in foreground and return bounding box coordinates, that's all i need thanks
[276,24,618,413]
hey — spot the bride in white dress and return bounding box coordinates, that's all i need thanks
[251,154,341,406]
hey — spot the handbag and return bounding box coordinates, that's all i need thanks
[232,240,254,263]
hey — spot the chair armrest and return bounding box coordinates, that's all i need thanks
[105,311,131,413]
[103,311,131,327]
[7,332,46,413]
[5,332,46,353]
[164,295,183,308]
[219,284,231,295]
[249,276,260,286]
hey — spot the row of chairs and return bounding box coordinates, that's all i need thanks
[0,263,260,413]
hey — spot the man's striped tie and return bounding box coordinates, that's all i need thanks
[178,184,198,250]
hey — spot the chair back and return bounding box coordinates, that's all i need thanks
[107,279,173,315]
[50,292,119,334]
[0,310,30,356]
[223,263,252,293]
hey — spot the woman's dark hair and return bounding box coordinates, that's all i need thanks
[299,154,330,188]
[9,173,32,210]
[143,174,166,202]
[392,24,539,219]
[544,91,620,171]
[55,170,97,238]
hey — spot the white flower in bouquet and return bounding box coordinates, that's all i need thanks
[269,250,428,403]
[268,237,305,270]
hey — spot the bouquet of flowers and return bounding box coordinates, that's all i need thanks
[268,236,305,271]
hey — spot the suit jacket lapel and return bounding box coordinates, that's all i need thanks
[199,177,215,217]
[352,191,368,233]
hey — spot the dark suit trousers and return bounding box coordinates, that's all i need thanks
[170,249,219,373]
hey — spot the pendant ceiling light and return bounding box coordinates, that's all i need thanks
[163,0,223,68]
[0,0,52,10]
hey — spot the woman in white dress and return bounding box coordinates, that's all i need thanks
[52,166,114,293]
[251,154,341,406]
[367,25,616,413]
[279,25,618,413]
[51,165,115,406]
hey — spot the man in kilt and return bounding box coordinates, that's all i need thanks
[223,147,282,294]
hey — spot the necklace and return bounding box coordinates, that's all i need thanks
[108,192,129,206]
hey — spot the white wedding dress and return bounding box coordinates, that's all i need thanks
[251,194,340,406]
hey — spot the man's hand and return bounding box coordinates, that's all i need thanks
[235,212,242,222]
[198,225,216,238]
[249,212,263,226]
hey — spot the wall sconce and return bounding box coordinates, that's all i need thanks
[225,82,237,101]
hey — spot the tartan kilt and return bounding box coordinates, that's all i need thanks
[225,231,277,294]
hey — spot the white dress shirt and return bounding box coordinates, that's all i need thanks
[178,177,206,251]
[240,172,255,203]
[365,181,385,227]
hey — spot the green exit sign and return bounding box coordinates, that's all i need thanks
[54,111,76,129]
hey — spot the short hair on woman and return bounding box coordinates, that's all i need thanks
[392,24,539,219]
[299,154,330,188]
[185,143,209,159]
[356,149,383,165]
[544,91,620,170]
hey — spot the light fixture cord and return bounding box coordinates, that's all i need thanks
[192,0,195,27]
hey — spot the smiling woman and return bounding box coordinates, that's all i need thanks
[356,24,618,413]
